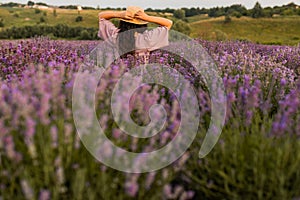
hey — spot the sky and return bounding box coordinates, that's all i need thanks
[1,0,300,9]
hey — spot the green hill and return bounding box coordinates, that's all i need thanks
[189,15,300,45]
[0,7,99,28]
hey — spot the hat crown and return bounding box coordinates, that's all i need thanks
[119,6,148,25]
[125,6,144,17]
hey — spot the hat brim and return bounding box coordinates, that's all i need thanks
[119,18,149,25]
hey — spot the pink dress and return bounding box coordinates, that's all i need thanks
[98,18,169,63]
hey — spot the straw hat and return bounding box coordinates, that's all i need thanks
[119,6,149,25]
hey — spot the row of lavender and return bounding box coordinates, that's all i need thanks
[0,37,300,199]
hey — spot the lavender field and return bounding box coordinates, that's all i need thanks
[0,37,300,199]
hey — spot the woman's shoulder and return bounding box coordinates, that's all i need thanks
[135,26,169,51]
[140,26,168,41]
[144,26,168,34]
[99,18,119,31]
[98,18,120,40]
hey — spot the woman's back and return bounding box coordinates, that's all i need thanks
[98,6,172,63]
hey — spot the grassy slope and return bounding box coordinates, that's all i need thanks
[189,15,300,45]
[1,7,300,45]
[0,7,99,28]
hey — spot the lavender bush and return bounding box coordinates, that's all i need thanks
[0,37,300,199]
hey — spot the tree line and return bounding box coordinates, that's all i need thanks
[171,2,300,19]
[1,1,299,18]
[0,24,98,40]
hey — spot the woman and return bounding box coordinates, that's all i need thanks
[98,6,173,63]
